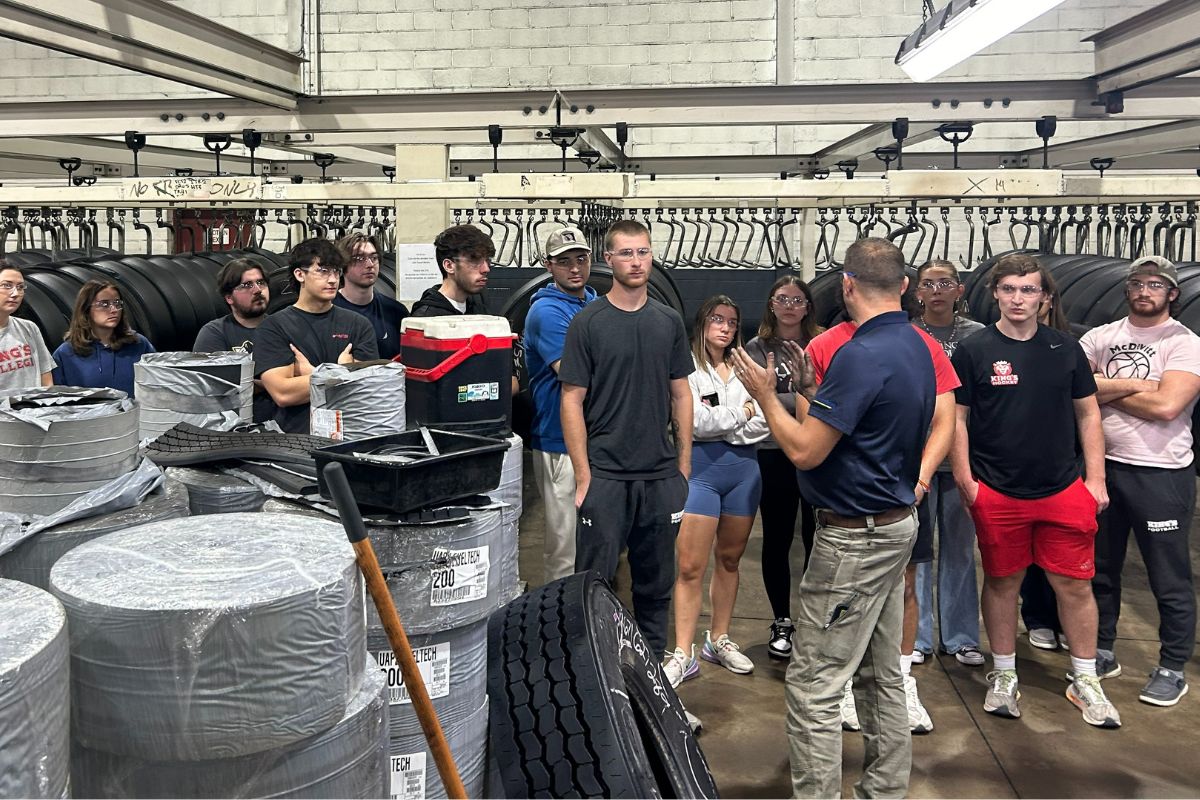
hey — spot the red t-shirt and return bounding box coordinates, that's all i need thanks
[808,320,960,393]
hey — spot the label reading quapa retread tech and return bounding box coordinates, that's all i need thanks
[429,545,490,606]
[390,752,426,800]
[372,643,451,705]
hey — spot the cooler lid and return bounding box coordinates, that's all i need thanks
[401,314,512,339]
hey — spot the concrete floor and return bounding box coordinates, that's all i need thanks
[514,453,1200,798]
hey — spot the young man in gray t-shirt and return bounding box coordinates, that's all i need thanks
[0,264,53,390]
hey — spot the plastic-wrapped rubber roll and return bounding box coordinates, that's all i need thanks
[367,620,487,741]
[387,695,488,800]
[71,662,390,799]
[49,513,366,761]
[0,579,70,799]
[0,389,139,516]
[309,361,406,442]
[486,433,523,603]
[0,479,189,590]
[134,352,254,441]
[165,466,266,514]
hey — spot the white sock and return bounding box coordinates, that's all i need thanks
[992,652,1017,672]
[1071,656,1097,678]
[900,653,913,676]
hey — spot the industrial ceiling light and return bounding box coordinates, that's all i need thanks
[896,0,1069,82]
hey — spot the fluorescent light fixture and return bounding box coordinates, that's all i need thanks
[896,0,1069,82]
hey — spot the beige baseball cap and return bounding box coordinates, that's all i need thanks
[1128,255,1179,287]
[545,226,592,257]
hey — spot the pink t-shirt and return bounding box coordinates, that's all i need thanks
[1080,317,1200,468]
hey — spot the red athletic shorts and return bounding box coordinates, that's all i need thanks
[969,478,1099,580]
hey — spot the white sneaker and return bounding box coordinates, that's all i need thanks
[983,669,1021,718]
[662,646,699,689]
[904,674,933,734]
[841,679,861,731]
[1067,674,1121,728]
[701,631,754,674]
[1028,627,1058,650]
[910,650,927,665]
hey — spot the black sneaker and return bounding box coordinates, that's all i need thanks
[768,618,795,660]
[1140,667,1189,707]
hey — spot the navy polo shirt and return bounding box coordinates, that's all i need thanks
[796,310,935,517]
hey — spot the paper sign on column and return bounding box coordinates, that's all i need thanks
[397,243,440,306]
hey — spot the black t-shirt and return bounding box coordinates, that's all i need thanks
[558,297,694,479]
[952,324,1097,499]
[254,305,379,433]
[192,315,276,424]
[333,292,409,360]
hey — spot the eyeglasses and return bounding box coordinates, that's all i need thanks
[234,279,269,292]
[607,247,653,261]
[451,256,491,270]
[0,282,26,295]
[996,284,1044,297]
[772,295,808,308]
[707,314,739,329]
[304,265,344,279]
[92,299,125,310]
[350,254,380,265]
[549,254,590,268]
[1126,279,1171,293]
[918,279,959,291]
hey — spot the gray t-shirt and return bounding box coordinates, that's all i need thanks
[916,316,984,471]
[0,316,53,389]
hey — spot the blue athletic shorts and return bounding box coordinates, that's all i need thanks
[684,440,762,518]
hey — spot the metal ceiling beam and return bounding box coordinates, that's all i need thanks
[575,127,626,170]
[0,135,258,174]
[2,80,1200,140]
[1087,0,1200,95]
[262,130,545,146]
[1015,120,1200,166]
[813,122,945,168]
[0,0,302,108]
[251,138,395,167]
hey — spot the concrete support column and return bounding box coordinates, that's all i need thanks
[394,144,452,304]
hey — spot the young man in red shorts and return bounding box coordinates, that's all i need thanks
[951,253,1119,728]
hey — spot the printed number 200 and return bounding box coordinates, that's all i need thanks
[432,569,455,589]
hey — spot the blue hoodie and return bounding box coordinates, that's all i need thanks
[524,282,596,453]
[52,334,155,396]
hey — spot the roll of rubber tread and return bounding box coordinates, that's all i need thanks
[70,259,177,351]
[49,513,366,761]
[165,466,266,514]
[239,248,287,269]
[52,263,156,345]
[20,268,85,318]
[71,662,389,799]
[488,571,718,799]
[807,269,846,329]
[366,620,487,741]
[1061,261,1138,325]
[11,284,67,353]
[0,579,70,799]
[309,361,406,441]
[2,251,52,267]
[134,351,254,440]
[0,395,139,517]
[96,258,199,349]
[387,694,488,800]
[137,256,224,328]
[376,254,398,295]
[485,433,522,603]
[172,256,234,320]
[0,478,189,591]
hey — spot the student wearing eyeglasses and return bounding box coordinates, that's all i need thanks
[0,261,53,389]
[951,253,1119,728]
[51,279,154,396]
[193,256,275,422]
[334,232,408,360]
[411,224,495,318]
[254,239,378,433]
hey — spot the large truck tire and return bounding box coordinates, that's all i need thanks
[488,571,718,799]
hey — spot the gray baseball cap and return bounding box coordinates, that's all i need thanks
[545,226,591,257]
[1128,255,1179,287]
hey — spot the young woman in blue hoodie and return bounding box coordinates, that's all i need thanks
[52,280,154,396]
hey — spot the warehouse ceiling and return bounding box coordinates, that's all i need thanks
[0,0,1196,181]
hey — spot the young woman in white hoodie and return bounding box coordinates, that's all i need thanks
[662,295,770,688]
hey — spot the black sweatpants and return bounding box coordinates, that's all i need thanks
[1020,566,1062,634]
[575,472,689,655]
[1093,459,1196,671]
[757,448,816,621]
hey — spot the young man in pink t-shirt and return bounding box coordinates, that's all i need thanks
[1081,255,1200,707]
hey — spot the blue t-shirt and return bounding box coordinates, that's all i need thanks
[333,291,409,361]
[523,283,596,452]
[51,334,155,396]
[797,311,934,517]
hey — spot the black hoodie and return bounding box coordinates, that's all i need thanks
[410,285,489,318]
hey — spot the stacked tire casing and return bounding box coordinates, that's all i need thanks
[486,433,524,604]
[164,466,266,515]
[51,513,389,798]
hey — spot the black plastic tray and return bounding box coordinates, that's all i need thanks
[314,428,509,513]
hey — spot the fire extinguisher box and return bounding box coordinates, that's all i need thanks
[399,315,516,437]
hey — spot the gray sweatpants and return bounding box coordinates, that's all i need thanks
[786,510,917,799]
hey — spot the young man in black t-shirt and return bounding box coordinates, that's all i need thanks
[254,239,378,433]
[951,254,1119,728]
[333,232,408,360]
[559,220,694,656]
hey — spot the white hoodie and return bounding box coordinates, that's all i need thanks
[688,354,770,446]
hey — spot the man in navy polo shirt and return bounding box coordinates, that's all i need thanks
[733,238,938,798]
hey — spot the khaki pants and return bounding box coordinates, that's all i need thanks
[786,510,916,799]
[532,449,577,583]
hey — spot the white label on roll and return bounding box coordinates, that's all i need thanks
[373,643,451,705]
[390,753,426,800]
[430,545,490,606]
[310,407,343,440]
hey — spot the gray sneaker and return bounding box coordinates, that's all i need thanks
[984,669,1021,718]
[1067,674,1121,728]
[1139,667,1189,707]
[1028,627,1059,650]
[1066,653,1122,682]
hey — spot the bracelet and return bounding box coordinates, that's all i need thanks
[917,478,930,492]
